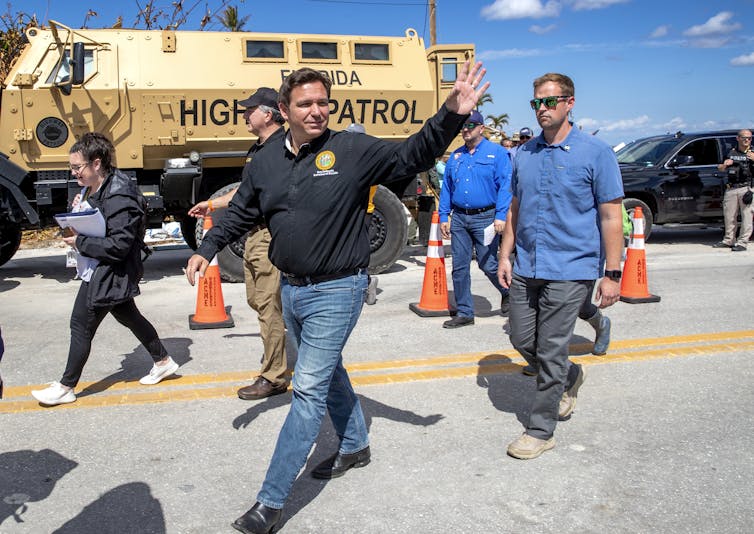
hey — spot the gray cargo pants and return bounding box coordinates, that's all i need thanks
[508,274,590,439]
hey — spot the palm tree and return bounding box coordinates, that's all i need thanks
[486,113,509,132]
[476,92,493,111]
[217,5,249,32]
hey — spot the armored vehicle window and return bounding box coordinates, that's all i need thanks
[676,138,719,166]
[440,57,458,83]
[301,41,338,60]
[354,43,389,62]
[245,40,285,59]
[45,48,94,84]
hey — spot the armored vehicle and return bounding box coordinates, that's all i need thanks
[0,21,472,278]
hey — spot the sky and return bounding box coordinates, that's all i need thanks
[13,0,754,146]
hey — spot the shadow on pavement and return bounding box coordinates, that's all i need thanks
[77,337,193,398]
[230,392,444,529]
[53,482,165,534]
[0,449,78,527]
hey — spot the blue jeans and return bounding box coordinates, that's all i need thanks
[256,270,370,509]
[450,210,508,317]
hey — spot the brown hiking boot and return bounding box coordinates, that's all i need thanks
[507,433,555,460]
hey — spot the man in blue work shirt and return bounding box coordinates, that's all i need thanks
[439,110,512,328]
[498,73,624,460]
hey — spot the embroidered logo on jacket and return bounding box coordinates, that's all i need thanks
[316,151,336,170]
[314,150,339,177]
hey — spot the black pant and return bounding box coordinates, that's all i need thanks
[61,282,167,388]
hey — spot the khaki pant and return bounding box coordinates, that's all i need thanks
[244,228,287,387]
[722,185,753,247]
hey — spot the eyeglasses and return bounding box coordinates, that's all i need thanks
[462,122,481,130]
[529,96,570,111]
[68,162,90,172]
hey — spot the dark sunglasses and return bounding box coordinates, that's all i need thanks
[530,95,570,111]
[462,122,482,130]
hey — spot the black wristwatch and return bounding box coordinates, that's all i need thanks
[604,270,622,281]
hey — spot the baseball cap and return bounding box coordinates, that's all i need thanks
[238,87,279,110]
[345,123,366,134]
[468,110,484,125]
[519,127,533,138]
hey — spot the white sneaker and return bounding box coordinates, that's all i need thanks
[31,382,76,406]
[139,356,179,385]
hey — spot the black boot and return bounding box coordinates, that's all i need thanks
[232,502,282,534]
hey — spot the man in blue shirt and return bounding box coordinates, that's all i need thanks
[498,73,624,460]
[439,110,512,328]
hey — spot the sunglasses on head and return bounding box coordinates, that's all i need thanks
[529,95,570,111]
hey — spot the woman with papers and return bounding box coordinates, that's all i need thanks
[32,133,178,406]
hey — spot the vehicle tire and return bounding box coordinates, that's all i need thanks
[180,217,198,250]
[368,185,408,274]
[623,197,653,240]
[0,221,22,267]
[195,182,246,283]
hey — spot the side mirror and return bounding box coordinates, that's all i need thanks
[669,154,694,167]
[70,42,85,85]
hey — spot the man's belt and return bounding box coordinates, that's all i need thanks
[452,204,495,215]
[726,182,749,189]
[283,268,363,287]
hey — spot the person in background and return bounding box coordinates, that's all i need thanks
[714,129,753,251]
[439,109,513,328]
[32,132,177,406]
[188,87,289,400]
[508,127,533,159]
[498,73,623,460]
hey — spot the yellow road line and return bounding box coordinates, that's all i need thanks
[2,331,753,414]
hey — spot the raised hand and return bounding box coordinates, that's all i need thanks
[445,60,490,116]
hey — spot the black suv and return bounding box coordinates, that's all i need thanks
[616,130,745,238]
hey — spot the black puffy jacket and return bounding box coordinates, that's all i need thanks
[75,169,147,307]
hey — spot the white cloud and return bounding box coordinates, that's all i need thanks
[662,117,686,131]
[688,37,730,49]
[731,52,754,66]
[683,11,741,37]
[601,115,651,132]
[481,0,561,21]
[477,48,545,60]
[650,25,669,38]
[530,23,557,34]
[576,117,600,129]
[569,0,629,10]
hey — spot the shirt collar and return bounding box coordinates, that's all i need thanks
[534,122,576,152]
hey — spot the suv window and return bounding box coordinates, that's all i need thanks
[675,138,719,166]
[720,136,737,157]
[616,137,678,166]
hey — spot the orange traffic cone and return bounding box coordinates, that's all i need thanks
[409,211,455,317]
[189,213,235,329]
[620,206,661,304]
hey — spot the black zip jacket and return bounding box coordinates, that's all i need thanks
[76,169,146,307]
[198,104,465,276]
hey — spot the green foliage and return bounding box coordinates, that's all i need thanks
[0,7,38,82]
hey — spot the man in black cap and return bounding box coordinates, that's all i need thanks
[188,87,289,400]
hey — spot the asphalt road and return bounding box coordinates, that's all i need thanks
[1,227,753,533]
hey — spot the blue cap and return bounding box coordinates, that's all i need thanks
[468,110,484,125]
[519,127,533,138]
